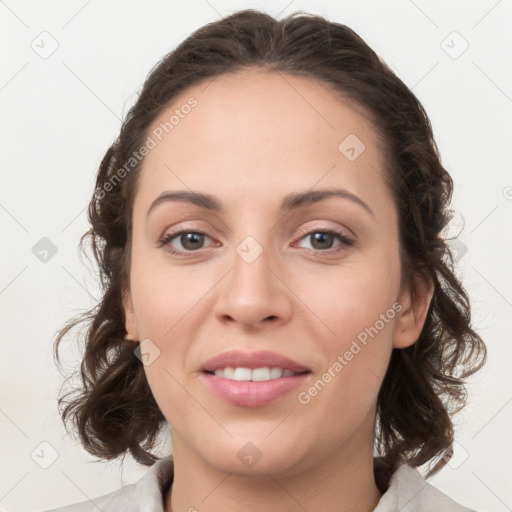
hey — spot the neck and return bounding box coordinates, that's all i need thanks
[166,435,382,512]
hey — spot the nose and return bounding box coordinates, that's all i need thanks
[213,236,293,329]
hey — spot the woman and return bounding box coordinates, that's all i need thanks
[48,9,486,512]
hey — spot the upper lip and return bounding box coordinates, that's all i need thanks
[201,350,310,373]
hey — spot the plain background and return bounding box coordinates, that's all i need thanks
[1,0,511,510]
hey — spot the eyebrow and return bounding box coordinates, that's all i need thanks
[146,187,374,218]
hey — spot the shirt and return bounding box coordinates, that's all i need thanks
[40,455,477,512]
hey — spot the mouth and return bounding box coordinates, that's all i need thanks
[200,350,312,407]
[201,349,310,374]
[204,367,310,381]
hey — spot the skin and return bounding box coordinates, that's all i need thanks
[123,68,432,512]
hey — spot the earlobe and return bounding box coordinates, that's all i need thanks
[392,276,434,349]
[122,287,139,342]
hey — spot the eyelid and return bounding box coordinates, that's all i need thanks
[293,222,354,241]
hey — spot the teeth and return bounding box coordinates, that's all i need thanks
[212,367,299,381]
[234,367,252,381]
[253,367,271,381]
[223,367,235,379]
[269,367,282,379]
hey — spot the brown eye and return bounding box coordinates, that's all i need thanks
[158,230,214,254]
[295,229,355,253]
[177,232,206,251]
[308,232,336,250]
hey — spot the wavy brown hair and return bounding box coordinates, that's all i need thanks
[54,9,486,491]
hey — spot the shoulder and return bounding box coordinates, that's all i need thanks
[375,463,478,512]
[36,484,137,512]
[35,456,174,512]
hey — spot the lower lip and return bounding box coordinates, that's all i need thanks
[201,372,310,407]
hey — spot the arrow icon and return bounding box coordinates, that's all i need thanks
[440,31,468,59]
[237,441,262,467]
[32,237,58,262]
[338,134,365,161]
[135,339,161,365]
[236,236,263,263]
[31,441,59,468]
[30,31,59,60]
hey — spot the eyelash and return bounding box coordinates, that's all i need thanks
[157,227,355,256]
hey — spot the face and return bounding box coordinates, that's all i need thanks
[123,68,431,477]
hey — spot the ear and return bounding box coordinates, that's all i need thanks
[392,274,434,349]
[122,286,139,342]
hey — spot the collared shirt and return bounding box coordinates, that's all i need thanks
[41,455,476,512]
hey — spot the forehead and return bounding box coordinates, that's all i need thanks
[135,69,391,216]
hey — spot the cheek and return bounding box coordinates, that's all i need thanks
[297,277,396,431]
[293,254,401,341]
[130,257,204,339]
[292,252,400,399]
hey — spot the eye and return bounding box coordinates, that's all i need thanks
[294,228,355,253]
[158,230,216,255]
[157,227,355,256]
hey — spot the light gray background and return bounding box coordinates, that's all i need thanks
[1,0,511,511]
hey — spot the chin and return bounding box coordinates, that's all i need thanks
[196,435,310,479]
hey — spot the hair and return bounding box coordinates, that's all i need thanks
[54,9,486,492]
